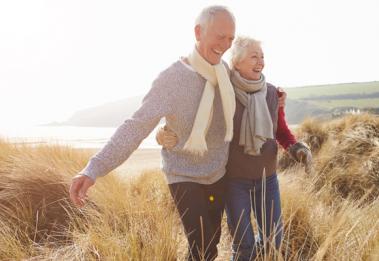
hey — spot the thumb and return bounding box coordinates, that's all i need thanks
[296,149,306,163]
[78,177,94,198]
[156,127,165,145]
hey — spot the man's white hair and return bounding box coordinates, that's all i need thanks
[195,5,235,31]
[230,36,262,69]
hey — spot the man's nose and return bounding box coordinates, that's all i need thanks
[221,39,232,51]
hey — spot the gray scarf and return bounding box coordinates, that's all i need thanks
[230,70,274,155]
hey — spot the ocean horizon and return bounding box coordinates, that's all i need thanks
[0,124,300,149]
[0,124,162,149]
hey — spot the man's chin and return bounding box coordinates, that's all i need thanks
[210,58,222,65]
[208,53,222,65]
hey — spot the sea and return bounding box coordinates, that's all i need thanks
[0,124,299,149]
[0,124,162,149]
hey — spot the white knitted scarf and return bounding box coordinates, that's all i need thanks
[183,48,236,155]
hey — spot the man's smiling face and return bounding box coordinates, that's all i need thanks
[195,11,235,65]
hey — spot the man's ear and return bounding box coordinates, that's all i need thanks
[195,25,201,41]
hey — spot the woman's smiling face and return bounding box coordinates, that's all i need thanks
[235,44,265,81]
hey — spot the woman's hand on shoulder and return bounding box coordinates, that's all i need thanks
[276,87,287,107]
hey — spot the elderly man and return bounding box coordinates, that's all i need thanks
[70,5,236,261]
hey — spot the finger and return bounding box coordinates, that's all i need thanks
[156,135,163,145]
[78,198,85,207]
[168,139,179,145]
[164,141,175,148]
[72,193,83,207]
[162,135,176,141]
[163,132,177,138]
[296,150,305,161]
[69,188,80,206]
[164,140,174,146]
[69,178,83,206]
[78,177,94,199]
[156,131,164,139]
[70,175,82,194]
[70,175,94,207]
[165,137,178,143]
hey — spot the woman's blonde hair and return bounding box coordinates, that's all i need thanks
[230,36,262,69]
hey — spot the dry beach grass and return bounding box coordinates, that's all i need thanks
[1,114,379,260]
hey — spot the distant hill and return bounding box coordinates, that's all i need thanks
[283,81,379,123]
[62,96,143,127]
[285,81,379,99]
[56,81,379,127]
[283,99,329,124]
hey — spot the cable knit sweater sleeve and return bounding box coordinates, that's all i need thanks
[79,71,176,181]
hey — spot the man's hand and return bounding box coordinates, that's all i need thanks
[156,125,178,149]
[69,174,95,207]
[277,87,287,108]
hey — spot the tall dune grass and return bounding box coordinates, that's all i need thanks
[280,113,379,205]
[1,113,379,260]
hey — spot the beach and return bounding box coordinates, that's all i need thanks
[82,147,162,177]
[0,124,163,177]
[117,148,162,175]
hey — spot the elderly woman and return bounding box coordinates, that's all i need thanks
[157,36,312,260]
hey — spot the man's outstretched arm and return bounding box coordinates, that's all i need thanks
[70,75,176,207]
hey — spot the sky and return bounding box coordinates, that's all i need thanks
[0,0,378,127]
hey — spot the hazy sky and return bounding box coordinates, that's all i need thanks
[1,0,378,127]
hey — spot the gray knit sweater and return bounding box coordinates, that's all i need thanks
[80,60,230,184]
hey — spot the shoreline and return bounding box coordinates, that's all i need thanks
[80,147,162,177]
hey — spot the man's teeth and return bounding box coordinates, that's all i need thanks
[213,49,222,54]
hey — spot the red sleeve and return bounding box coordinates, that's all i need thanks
[275,94,297,150]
